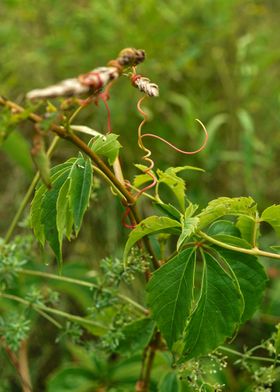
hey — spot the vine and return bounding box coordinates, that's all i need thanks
[0,48,280,391]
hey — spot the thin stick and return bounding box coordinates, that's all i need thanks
[0,293,107,331]
[19,268,149,315]
[220,346,280,364]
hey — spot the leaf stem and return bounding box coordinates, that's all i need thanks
[0,292,107,332]
[198,230,280,260]
[4,135,60,244]
[220,346,280,364]
[18,268,149,315]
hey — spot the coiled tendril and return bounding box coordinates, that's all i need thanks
[122,95,208,229]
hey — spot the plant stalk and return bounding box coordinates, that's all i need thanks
[19,268,149,315]
[199,230,280,260]
[18,340,32,392]
[220,346,280,364]
[0,293,107,331]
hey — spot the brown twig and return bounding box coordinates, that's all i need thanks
[1,338,33,392]
[18,340,32,392]
[136,331,161,392]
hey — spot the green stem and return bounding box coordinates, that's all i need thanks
[252,214,259,248]
[220,346,280,364]
[68,104,85,125]
[92,164,125,200]
[35,308,63,329]
[199,230,280,261]
[4,135,60,244]
[0,293,107,331]
[19,269,149,315]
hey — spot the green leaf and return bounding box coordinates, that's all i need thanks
[170,165,204,174]
[157,168,186,210]
[177,216,199,251]
[41,169,71,263]
[30,183,47,245]
[198,197,257,229]
[261,205,280,236]
[116,318,155,355]
[182,251,243,360]
[154,202,182,220]
[146,248,196,347]
[207,220,241,237]
[47,367,95,392]
[68,157,92,234]
[236,215,257,245]
[158,372,179,392]
[56,178,72,246]
[89,133,121,165]
[123,216,181,263]
[213,242,267,322]
[30,163,74,245]
[30,156,93,264]
[133,173,154,188]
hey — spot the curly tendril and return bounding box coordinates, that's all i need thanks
[138,96,208,155]
[122,95,208,229]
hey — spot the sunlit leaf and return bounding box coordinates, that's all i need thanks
[177,216,199,251]
[123,216,181,263]
[198,197,257,229]
[89,133,121,165]
[157,168,186,210]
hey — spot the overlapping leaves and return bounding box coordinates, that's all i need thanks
[30,155,92,264]
[126,196,268,360]
[146,243,267,360]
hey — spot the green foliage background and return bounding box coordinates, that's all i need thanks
[1,0,280,390]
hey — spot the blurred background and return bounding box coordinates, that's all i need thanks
[1,0,280,390]
[1,0,280,237]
